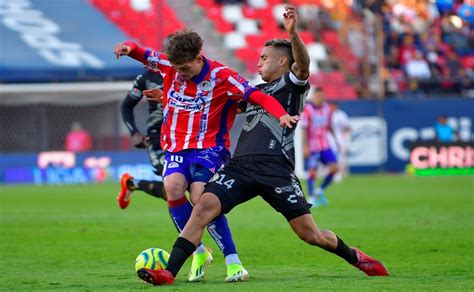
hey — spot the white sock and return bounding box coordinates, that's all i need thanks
[194,244,206,254]
[225,253,241,265]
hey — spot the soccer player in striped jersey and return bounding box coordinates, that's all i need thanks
[114,29,297,282]
[300,87,340,207]
[134,6,388,286]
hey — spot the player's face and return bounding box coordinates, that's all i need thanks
[172,56,203,81]
[257,46,285,82]
[312,90,325,105]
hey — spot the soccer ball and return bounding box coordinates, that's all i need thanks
[134,248,170,272]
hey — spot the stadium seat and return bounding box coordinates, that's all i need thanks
[236,19,260,35]
[222,4,244,23]
[224,32,248,50]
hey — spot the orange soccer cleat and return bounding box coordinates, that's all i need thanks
[137,268,175,285]
[352,248,389,276]
[117,173,133,209]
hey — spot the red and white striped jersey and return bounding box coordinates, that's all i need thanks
[143,50,255,152]
[300,102,332,152]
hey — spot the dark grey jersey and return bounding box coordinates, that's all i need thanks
[233,72,310,167]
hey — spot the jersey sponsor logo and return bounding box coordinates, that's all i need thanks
[167,162,179,168]
[168,90,209,111]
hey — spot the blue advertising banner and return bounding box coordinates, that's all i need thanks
[0,150,159,184]
[0,0,141,82]
[383,99,474,171]
[337,98,474,172]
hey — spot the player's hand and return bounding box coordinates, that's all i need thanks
[132,132,148,148]
[283,5,297,34]
[113,42,131,59]
[143,88,164,102]
[279,114,300,128]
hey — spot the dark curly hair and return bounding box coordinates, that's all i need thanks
[264,39,294,67]
[164,29,203,64]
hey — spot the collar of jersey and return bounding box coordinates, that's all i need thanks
[191,56,210,84]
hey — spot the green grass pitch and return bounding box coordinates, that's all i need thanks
[1,175,473,291]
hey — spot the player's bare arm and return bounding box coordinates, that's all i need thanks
[283,6,310,80]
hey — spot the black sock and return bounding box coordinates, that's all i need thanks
[166,237,196,277]
[325,236,358,264]
[137,180,165,199]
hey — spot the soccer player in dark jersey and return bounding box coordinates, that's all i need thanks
[116,70,167,209]
[135,5,389,285]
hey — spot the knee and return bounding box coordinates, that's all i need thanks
[164,181,186,200]
[194,194,221,219]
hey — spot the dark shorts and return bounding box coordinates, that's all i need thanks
[304,148,338,170]
[204,155,312,221]
[163,146,230,184]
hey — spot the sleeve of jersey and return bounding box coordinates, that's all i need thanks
[123,41,171,73]
[121,95,141,135]
[247,90,287,119]
[226,72,286,119]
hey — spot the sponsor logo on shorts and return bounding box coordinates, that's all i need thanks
[274,185,294,194]
[168,162,179,168]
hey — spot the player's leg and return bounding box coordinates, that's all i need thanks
[138,163,254,285]
[187,163,245,282]
[316,149,339,205]
[305,153,319,207]
[116,139,166,209]
[260,171,388,277]
[288,214,389,276]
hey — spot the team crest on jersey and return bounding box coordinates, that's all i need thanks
[199,80,212,92]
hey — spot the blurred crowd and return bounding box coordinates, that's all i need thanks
[214,0,474,99]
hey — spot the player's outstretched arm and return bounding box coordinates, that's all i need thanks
[247,89,299,128]
[283,5,310,80]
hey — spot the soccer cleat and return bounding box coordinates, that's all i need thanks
[316,188,329,205]
[308,196,320,208]
[225,263,249,283]
[188,247,213,282]
[117,173,133,209]
[137,268,174,285]
[352,248,389,276]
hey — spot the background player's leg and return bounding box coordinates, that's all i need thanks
[127,178,165,199]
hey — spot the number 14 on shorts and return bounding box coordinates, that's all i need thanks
[211,174,235,189]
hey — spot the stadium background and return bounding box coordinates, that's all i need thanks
[0,0,473,290]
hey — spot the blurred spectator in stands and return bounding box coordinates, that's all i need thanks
[436,0,454,15]
[435,114,458,142]
[405,50,431,95]
[445,49,463,89]
[398,34,418,65]
[64,122,93,152]
[457,1,474,27]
